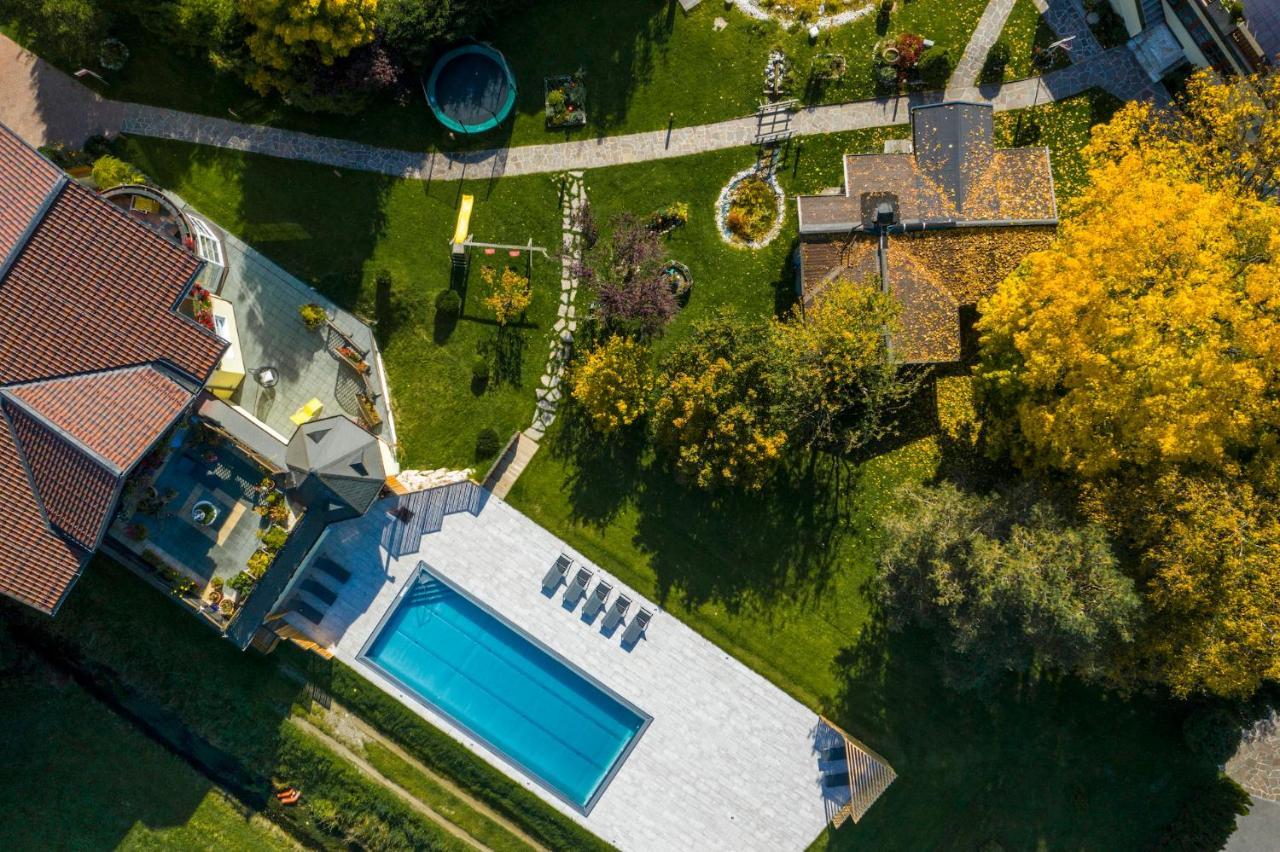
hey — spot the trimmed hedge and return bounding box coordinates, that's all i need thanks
[324,660,613,852]
[274,724,471,852]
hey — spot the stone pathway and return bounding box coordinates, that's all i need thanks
[948,0,1020,96]
[1227,707,1280,802]
[528,170,585,441]
[1,21,1164,182]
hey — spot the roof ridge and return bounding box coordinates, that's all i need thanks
[0,175,67,285]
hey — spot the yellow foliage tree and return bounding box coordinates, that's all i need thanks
[975,154,1280,478]
[570,337,653,433]
[771,276,916,453]
[481,265,532,326]
[240,0,377,97]
[976,75,1280,697]
[651,310,785,491]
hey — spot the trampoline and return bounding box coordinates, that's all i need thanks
[425,44,517,134]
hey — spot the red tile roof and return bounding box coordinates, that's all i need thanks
[0,124,62,265]
[5,402,120,550]
[6,366,192,472]
[0,123,227,613]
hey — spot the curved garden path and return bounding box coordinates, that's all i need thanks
[1,0,1163,180]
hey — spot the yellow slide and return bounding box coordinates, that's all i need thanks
[453,194,474,245]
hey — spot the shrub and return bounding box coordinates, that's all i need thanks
[228,571,256,596]
[246,550,272,578]
[980,40,1011,84]
[299,303,327,330]
[725,175,777,242]
[259,525,289,552]
[571,336,653,432]
[470,358,490,385]
[1182,705,1244,765]
[894,32,926,69]
[474,428,501,460]
[91,155,145,190]
[435,288,462,319]
[1153,776,1251,851]
[648,201,689,233]
[481,266,532,326]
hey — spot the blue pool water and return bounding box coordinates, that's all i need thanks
[364,568,648,812]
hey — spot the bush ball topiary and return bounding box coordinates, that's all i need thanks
[436,289,462,319]
[475,428,501,460]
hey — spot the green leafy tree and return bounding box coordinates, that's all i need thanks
[878,482,1141,691]
[0,0,105,66]
[570,336,653,433]
[651,309,785,492]
[240,0,377,102]
[771,276,919,454]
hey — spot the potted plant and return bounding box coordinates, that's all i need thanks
[219,598,236,618]
[299,303,328,330]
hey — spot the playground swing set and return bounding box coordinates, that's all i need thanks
[450,194,549,278]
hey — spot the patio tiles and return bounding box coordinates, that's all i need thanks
[209,231,388,441]
[291,492,835,852]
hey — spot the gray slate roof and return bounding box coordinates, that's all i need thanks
[286,415,385,516]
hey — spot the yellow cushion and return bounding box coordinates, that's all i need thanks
[290,398,324,425]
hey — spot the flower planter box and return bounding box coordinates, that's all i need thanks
[356,392,382,430]
[545,74,587,128]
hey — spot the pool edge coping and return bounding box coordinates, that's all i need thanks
[356,560,653,817]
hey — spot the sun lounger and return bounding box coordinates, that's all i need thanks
[542,553,572,591]
[300,579,338,606]
[582,580,613,620]
[313,557,351,585]
[822,771,851,789]
[819,745,846,763]
[601,594,631,632]
[292,599,327,624]
[621,607,652,646]
[563,567,593,608]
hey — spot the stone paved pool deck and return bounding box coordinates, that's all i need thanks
[283,489,849,851]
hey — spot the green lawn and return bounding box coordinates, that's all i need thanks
[0,643,295,851]
[15,0,986,152]
[91,89,1218,849]
[980,0,1072,84]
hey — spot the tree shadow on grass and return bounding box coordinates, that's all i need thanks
[547,399,648,530]
[818,618,1235,851]
[630,454,854,612]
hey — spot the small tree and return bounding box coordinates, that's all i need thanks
[878,482,1141,691]
[771,276,919,454]
[651,309,785,491]
[91,155,145,190]
[571,336,653,432]
[481,265,532,326]
[580,213,674,337]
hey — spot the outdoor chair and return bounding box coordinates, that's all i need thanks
[301,579,338,607]
[621,607,652,646]
[313,557,351,585]
[601,594,631,633]
[822,770,851,790]
[292,598,327,625]
[542,553,572,591]
[563,567,593,608]
[582,580,613,621]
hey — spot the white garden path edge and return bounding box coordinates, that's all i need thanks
[730,0,876,29]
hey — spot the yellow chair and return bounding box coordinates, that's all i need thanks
[290,398,323,426]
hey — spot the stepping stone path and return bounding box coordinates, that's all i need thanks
[526,170,586,443]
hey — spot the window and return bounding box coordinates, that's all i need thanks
[188,216,224,267]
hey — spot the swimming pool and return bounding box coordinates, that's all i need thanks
[362,564,649,813]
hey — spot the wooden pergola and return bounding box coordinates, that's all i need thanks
[817,715,898,827]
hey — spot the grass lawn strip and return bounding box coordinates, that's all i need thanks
[0,652,298,852]
[288,715,484,851]
[981,0,1072,83]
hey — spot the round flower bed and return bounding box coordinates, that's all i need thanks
[99,38,129,71]
[663,260,692,304]
[730,0,875,28]
[716,167,785,249]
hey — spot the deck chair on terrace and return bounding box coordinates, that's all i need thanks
[621,607,652,646]
[542,553,572,591]
[601,594,631,632]
[582,580,613,620]
[563,567,593,608]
